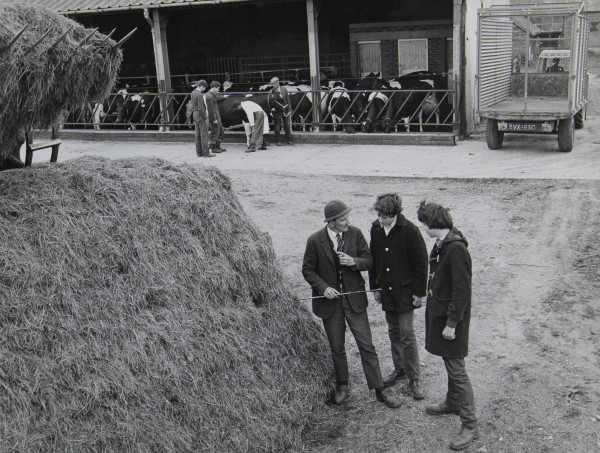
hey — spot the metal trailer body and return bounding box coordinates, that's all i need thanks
[477,2,590,152]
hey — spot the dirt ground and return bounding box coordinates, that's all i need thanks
[228,171,600,453]
[220,57,600,452]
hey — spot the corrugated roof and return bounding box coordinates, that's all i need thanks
[21,0,252,14]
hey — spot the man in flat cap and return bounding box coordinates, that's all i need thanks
[302,200,401,408]
[267,77,294,146]
[190,80,215,158]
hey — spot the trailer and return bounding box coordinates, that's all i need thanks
[477,2,590,152]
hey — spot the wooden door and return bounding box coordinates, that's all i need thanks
[358,41,381,78]
[398,39,428,75]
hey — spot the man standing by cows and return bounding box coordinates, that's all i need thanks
[233,100,269,153]
[190,80,215,158]
[205,81,227,154]
[302,200,401,408]
[368,193,428,400]
[267,77,294,146]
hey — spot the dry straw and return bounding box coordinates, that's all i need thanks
[0,157,333,452]
[0,2,122,159]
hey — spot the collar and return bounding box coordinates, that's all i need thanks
[326,226,342,245]
[382,216,397,235]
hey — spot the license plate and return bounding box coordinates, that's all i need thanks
[498,122,544,132]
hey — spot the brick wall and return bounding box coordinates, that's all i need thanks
[349,20,452,78]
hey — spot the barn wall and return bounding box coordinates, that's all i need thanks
[349,20,453,78]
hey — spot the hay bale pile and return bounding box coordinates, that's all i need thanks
[0,2,121,158]
[0,157,332,452]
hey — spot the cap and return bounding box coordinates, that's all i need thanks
[269,77,280,85]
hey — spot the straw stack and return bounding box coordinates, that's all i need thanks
[0,157,333,452]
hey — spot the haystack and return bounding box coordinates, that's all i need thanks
[0,2,121,160]
[0,157,333,452]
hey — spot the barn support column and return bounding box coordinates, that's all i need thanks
[306,0,321,131]
[453,0,466,139]
[144,8,174,131]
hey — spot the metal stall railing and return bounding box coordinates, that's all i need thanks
[61,87,455,133]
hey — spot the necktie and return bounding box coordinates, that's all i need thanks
[336,233,344,252]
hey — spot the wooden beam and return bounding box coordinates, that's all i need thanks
[306,0,321,131]
[145,8,174,131]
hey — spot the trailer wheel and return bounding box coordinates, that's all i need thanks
[574,109,584,129]
[486,119,504,150]
[558,118,574,152]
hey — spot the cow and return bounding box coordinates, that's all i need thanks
[320,81,362,133]
[382,72,451,133]
[92,103,105,130]
[353,73,393,133]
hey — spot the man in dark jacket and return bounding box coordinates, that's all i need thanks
[417,200,479,451]
[206,81,227,154]
[267,77,293,145]
[302,200,401,408]
[190,80,215,158]
[369,193,428,400]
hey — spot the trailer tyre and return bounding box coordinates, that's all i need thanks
[558,118,574,153]
[574,109,584,129]
[486,119,504,150]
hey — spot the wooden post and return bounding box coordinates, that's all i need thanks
[306,0,321,131]
[145,8,174,131]
[453,0,466,138]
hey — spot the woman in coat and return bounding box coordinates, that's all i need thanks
[417,200,479,451]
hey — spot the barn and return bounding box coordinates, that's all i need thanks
[19,0,597,138]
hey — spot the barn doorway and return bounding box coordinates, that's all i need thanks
[398,38,428,75]
[358,41,382,77]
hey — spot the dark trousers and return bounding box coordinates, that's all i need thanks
[322,297,384,389]
[209,120,224,148]
[248,112,264,149]
[194,119,209,156]
[385,310,420,380]
[443,357,478,429]
[272,111,292,143]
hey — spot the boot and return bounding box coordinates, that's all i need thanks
[383,369,407,387]
[376,387,402,408]
[426,401,460,416]
[410,379,425,400]
[216,140,227,152]
[332,384,348,404]
[450,426,479,450]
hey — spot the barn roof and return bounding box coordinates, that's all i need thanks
[21,0,253,15]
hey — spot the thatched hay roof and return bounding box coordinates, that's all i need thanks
[0,2,122,159]
[0,157,333,452]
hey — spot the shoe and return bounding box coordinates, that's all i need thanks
[210,148,223,154]
[218,147,227,152]
[333,384,348,404]
[450,426,479,450]
[426,401,460,416]
[276,142,283,146]
[203,153,216,158]
[376,387,402,408]
[258,145,268,150]
[383,369,407,387]
[410,379,425,400]
[245,148,256,153]
[286,141,295,145]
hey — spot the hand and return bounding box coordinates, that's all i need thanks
[374,291,382,304]
[323,287,340,299]
[337,252,356,267]
[412,295,426,308]
[442,325,456,341]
